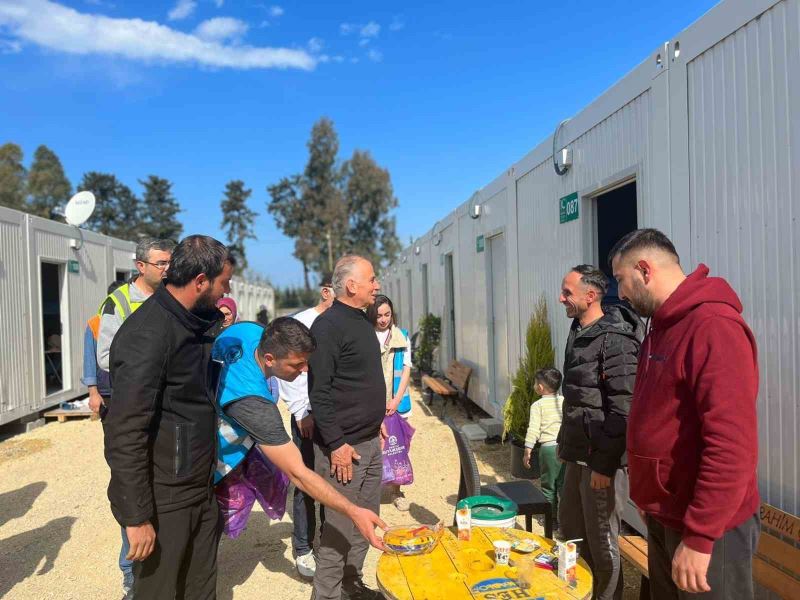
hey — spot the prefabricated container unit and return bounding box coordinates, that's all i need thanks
[384,0,800,546]
[0,206,274,426]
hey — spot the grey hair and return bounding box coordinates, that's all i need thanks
[332,255,366,297]
[135,237,176,263]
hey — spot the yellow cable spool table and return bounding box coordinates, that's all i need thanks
[377,526,592,600]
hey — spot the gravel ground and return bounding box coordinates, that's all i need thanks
[0,386,640,599]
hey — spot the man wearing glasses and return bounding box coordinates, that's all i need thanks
[95,236,175,600]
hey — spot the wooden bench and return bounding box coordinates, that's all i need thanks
[619,503,800,599]
[421,360,473,419]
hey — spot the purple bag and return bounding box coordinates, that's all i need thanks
[382,413,415,486]
[215,447,290,538]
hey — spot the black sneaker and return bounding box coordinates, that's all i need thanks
[341,578,384,600]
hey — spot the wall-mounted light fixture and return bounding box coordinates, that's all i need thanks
[468,190,482,220]
[552,118,572,176]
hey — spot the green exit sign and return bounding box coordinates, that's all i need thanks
[68,260,80,274]
[476,235,485,253]
[559,192,579,223]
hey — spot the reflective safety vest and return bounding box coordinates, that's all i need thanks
[98,283,145,321]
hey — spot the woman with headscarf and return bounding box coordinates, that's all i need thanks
[216,297,238,329]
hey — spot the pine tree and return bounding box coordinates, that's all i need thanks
[0,142,27,211]
[27,145,72,219]
[139,175,183,240]
[78,172,141,240]
[503,296,556,441]
[220,180,257,273]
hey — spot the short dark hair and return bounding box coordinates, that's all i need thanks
[366,294,396,327]
[107,281,124,295]
[571,264,608,298]
[135,237,176,263]
[164,235,235,287]
[258,316,317,358]
[607,228,680,267]
[534,368,563,393]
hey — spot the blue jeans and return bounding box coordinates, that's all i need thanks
[291,415,324,556]
[119,526,134,588]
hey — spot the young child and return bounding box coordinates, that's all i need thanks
[523,368,565,521]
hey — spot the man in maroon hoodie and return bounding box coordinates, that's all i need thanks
[609,229,760,599]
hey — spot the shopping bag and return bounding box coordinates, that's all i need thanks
[215,447,290,538]
[381,413,415,486]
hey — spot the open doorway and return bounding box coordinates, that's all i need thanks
[115,269,130,283]
[594,180,638,305]
[41,262,66,395]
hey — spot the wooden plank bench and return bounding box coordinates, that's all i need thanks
[43,408,99,423]
[619,503,800,599]
[421,360,473,419]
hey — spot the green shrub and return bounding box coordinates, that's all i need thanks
[502,296,556,442]
[414,313,441,373]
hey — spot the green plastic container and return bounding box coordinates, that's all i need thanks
[456,495,518,529]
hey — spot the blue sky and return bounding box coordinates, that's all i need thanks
[1,0,719,287]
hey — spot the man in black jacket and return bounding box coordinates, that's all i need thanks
[309,255,385,600]
[557,264,643,600]
[104,235,234,600]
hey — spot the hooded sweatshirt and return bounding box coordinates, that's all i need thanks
[628,264,760,554]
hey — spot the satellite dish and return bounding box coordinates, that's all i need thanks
[64,191,95,227]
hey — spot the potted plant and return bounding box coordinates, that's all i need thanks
[502,296,556,479]
[413,313,441,403]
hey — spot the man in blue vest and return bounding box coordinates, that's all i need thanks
[213,317,387,564]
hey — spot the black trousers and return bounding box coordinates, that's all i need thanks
[290,414,325,556]
[646,514,760,600]
[133,496,222,600]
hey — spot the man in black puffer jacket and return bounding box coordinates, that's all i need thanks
[557,264,644,600]
[104,235,235,600]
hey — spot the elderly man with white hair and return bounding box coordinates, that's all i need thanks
[308,255,385,600]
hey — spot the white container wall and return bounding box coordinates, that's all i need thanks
[0,206,274,425]
[385,0,799,531]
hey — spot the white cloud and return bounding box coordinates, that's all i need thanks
[0,0,315,70]
[350,56,359,64]
[214,0,224,7]
[367,48,382,62]
[84,0,116,7]
[339,22,354,35]
[360,21,380,38]
[389,16,404,31]
[167,0,196,21]
[332,55,344,63]
[269,5,283,17]
[195,17,248,42]
[358,38,369,47]
[307,37,323,53]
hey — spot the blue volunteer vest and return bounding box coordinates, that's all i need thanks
[394,328,412,414]
[212,321,276,483]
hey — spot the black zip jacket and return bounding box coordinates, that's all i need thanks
[557,305,644,476]
[308,299,386,451]
[104,285,221,526]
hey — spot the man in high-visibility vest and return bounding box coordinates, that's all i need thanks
[96,237,175,407]
[95,236,174,600]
